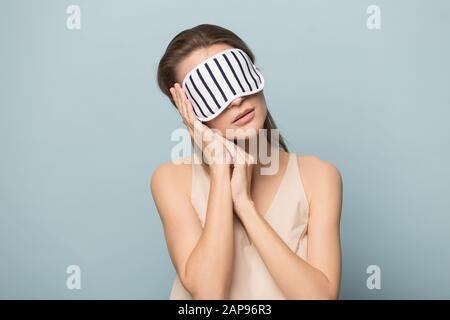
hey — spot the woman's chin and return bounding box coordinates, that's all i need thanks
[227,125,261,140]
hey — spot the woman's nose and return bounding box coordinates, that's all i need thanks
[229,96,245,107]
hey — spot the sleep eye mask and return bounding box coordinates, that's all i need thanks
[181,48,265,122]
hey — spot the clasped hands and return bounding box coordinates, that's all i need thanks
[170,83,256,214]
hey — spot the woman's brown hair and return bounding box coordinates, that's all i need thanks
[156,23,289,152]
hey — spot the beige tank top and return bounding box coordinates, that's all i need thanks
[169,150,310,299]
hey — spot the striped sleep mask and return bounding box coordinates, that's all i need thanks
[181,48,265,122]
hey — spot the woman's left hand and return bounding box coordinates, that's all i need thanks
[230,145,255,213]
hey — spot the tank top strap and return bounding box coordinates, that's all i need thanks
[285,152,310,215]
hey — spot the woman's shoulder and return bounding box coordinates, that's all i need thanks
[150,156,193,197]
[293,153,343,205]
[295,154,341,176]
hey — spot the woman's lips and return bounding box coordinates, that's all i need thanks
[233,108,255,126]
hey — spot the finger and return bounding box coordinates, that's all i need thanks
[223,139,237,165]
[179,87,196,125]
[217,136,237,163]
[246,152,255,165]
[172,84,180,106]
[178,88,192,126]
[235,145,254,165]
[235,144,247,164]
[234,145,247,165]
[247,165,253,194]
[177,85,190,124]
[192,118,202,136]
[175,84,190,127]
[171,87,185,125]
[171,86,182,115]
[175,84,183,111]
[184,97,196,125]
[169,87,178,108]
[205,132,231,165]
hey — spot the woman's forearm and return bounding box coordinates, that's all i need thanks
[236,201,335,299]
[184,165,234,299]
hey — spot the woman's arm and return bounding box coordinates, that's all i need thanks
[151,162,234,299]
[234,157,343,299]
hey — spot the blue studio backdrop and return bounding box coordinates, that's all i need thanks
[1,0,449,299]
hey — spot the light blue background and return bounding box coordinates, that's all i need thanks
[1,0,449,299]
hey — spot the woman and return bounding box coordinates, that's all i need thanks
[151,24,343,300]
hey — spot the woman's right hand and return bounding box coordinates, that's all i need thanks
[170,83,236,171]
